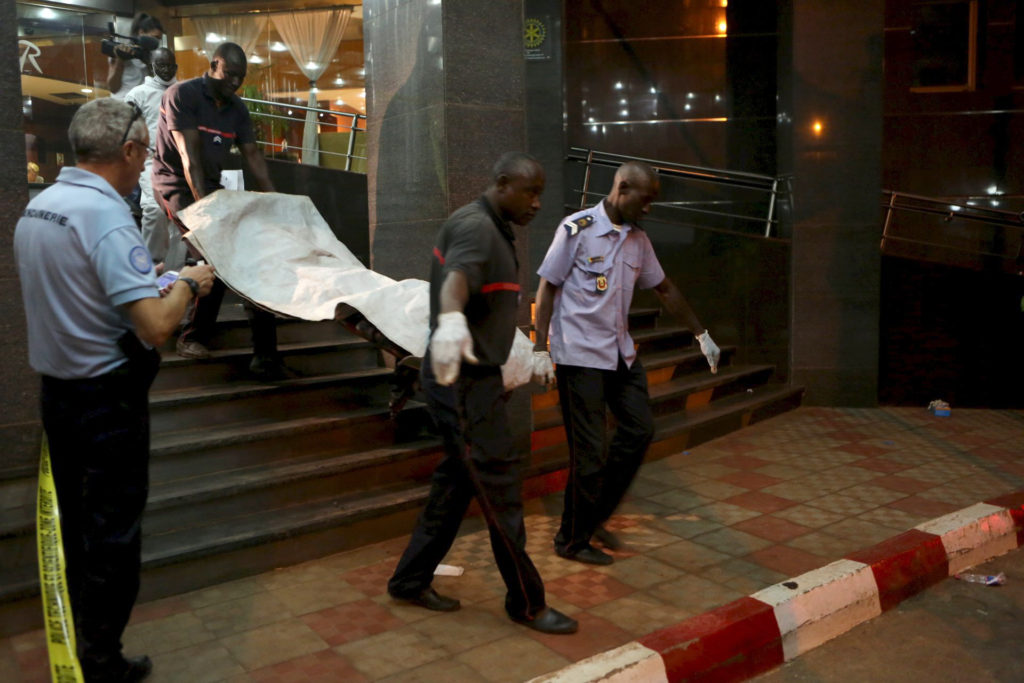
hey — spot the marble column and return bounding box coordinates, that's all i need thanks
[364,0,533,446]
[0,0,39,476]
[779,0,884,406]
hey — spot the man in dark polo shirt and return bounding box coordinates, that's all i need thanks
[151,41,284,378]
[386,153,577,635]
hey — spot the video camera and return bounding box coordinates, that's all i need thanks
[100,22,160,62]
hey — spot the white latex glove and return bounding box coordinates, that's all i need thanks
[697,330,720,374]
[430,312,477,385]
[531,350,555,385]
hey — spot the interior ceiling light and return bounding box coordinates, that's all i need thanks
[271,42,287,52]
[249,54,264,64]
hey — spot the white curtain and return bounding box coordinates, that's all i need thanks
[271,8,352,165]
[192,15,268,61]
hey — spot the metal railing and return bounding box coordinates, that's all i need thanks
[881,190,1024,276]
[567,147,790,240]
[240,96,368,173]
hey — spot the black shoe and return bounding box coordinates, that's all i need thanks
[555,544,614,566]
[511,607,578,635]
[248,356,296,382]
[389,587,460,612]
[593,525,623,551]
[388,359,420,418]
[83,655,153,682]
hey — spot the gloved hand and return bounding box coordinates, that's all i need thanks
[697,330,720,374]
[531,350,555,385]
[430,312,477,385]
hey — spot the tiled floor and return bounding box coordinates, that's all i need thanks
[4,407,1022,682]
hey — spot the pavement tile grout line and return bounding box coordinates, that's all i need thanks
[528,490,1024,683]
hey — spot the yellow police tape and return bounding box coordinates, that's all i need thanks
[37,435,84,683]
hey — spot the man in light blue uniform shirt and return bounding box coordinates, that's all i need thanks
[534,161,720,566]
[15,98,213,683]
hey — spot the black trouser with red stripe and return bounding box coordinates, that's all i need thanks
[41,360,153,676]
[157,189,278,358]
[554,356,654,555]
[388,356,546,620]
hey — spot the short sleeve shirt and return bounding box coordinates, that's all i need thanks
[537,199,665,370]
[14,167,160,379]
[151,74,255,198]
[429,198,520,366]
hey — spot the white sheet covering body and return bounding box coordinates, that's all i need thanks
[178,191,535,390]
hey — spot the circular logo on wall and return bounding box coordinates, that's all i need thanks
[524,18,547,49]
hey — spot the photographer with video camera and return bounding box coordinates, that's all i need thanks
[105,13,164,100]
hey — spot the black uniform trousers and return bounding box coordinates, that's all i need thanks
[554,355,655,555]
[40,361,153,676]
[157,189,278,358]
[387,356,546,620]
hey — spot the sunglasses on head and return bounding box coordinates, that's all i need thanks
[119,101,155,154]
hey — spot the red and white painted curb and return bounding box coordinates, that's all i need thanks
[530,492,1024,683]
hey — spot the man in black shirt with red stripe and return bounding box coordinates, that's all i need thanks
[151,42,283,379]
[387,153,576,635]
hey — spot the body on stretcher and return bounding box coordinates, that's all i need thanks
[177,190,536,395]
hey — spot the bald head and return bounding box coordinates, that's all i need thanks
[613,161,658,188]
[605,161,660,225]
[151,47,177,82]
[486,152,545,226]
[213,42,246,67]
[492,152,542,184]
[209,42,247,100]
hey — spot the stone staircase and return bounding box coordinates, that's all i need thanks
[0,299,801,636]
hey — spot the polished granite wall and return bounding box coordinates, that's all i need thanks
[364,0,533,446]
[525,0,566,284]
[1,0,38,476]
[365,0,528,286]
[780,0,884,405]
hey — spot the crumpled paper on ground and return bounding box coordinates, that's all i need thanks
[178,190,535,390]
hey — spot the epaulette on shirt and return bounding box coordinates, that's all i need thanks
[563,214,595,236]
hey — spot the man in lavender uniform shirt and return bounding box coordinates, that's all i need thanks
[533,161,721,566]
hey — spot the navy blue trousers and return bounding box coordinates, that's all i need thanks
[41,363,151,674]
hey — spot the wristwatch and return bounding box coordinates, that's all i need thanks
[179,277,200,297]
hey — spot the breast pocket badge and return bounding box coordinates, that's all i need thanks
[596,274,608,293]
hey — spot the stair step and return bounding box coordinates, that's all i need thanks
[150,367,394,431]
[649,383,805,456]
[647,364,777,414]
[166,304,354,350]
[144,482,430,568]
[642,345,737,373]
[149,404,434,481]
[533,363,774,431]
[142,439,443,535]
[627,307,662,330]
[154,337,380,391]
[631,325,701,355]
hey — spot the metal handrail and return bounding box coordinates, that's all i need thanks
[568,147,787,239]
[881,189,1024,275]
[240,96,368,172]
